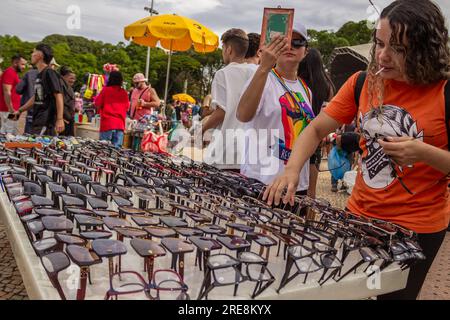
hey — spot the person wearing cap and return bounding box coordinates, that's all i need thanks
[50,58,60,70]
[129,73,160,121]
[237,22,313,199]
[14,43,65,135]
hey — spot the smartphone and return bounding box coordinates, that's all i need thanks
[7,113,16,120]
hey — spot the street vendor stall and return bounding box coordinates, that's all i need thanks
[0,138,419,300]
[0,194,409,300]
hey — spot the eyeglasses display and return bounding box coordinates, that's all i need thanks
[197,254,245,300]
[0,138,425,300]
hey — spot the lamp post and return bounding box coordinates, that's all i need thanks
[144,1,159,80]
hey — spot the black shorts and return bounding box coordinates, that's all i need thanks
[309,147,322,166]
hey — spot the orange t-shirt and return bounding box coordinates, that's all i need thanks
[324,72,450,234]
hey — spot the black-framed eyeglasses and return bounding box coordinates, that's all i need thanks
[291,38,308,49]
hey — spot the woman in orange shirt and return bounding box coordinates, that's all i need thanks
[264,0,450,299]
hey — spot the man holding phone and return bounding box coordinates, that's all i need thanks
[13,44,65,136]
[0,54,27,134]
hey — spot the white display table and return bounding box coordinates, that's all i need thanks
[0,191,408,300]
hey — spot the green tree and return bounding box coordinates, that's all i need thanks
[308,29,350,65]
[0,19,373,98]
[336,20,373,46]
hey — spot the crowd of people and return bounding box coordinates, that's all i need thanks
[0,44,168,148]
[0,0,448,300]
[197,0,450,301]
[0,44,81,137]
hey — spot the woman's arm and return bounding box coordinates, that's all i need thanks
[263,112,342,205]
[237,36,288,123]
[236,68,271,123]
[379,137,450,175]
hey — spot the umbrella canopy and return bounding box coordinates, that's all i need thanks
[124,14,219,106]
[124,14,219,53]
[173,93,196,104]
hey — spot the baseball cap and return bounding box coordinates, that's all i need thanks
[293,22,308,40]
[50,58,60,68]
[133,73,148,83]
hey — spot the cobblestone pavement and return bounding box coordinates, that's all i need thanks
[0,222,28,300]
[0,163,448,300]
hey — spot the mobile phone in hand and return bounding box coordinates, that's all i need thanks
[7,113,16,120]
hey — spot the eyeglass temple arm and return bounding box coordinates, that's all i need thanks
[276,256,296,293]
[334,259,367,283]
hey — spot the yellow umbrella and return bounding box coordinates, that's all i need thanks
[124,14,219,53]
[124,14,219,104]
[173,93,196,104]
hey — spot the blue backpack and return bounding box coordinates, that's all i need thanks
[328,146,352,180]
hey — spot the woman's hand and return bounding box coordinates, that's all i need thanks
[262,168,300,206]
[259,35,289,72]
[55,119,65,134]
[378,136,425,166]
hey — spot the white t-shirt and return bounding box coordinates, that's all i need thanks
[240,72,313,191]
[204,62,256,169]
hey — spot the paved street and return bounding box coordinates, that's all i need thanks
[0,222,28,300]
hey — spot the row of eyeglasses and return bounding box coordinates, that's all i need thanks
[0,139,425,300]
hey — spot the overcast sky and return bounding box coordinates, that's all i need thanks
[1,0,450,44]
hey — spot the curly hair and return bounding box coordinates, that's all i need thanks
[245,33,261,59]
[367,0,450,109]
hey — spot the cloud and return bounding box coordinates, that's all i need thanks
[1,0,450,44]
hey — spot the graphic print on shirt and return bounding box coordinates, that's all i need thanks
[274,91,313,163]
[359,105,423,189]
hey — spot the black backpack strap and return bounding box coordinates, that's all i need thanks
[132,87,150,119]
[445,80,450,151]
[354,71,367,110]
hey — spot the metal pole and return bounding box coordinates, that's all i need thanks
[183,79,188,93]
[145,48,151,80]
[144,0,154,80]
[163,40,173,106]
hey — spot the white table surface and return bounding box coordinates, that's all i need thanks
[0,190,408,300]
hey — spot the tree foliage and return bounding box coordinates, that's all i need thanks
[0,20,372,99]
